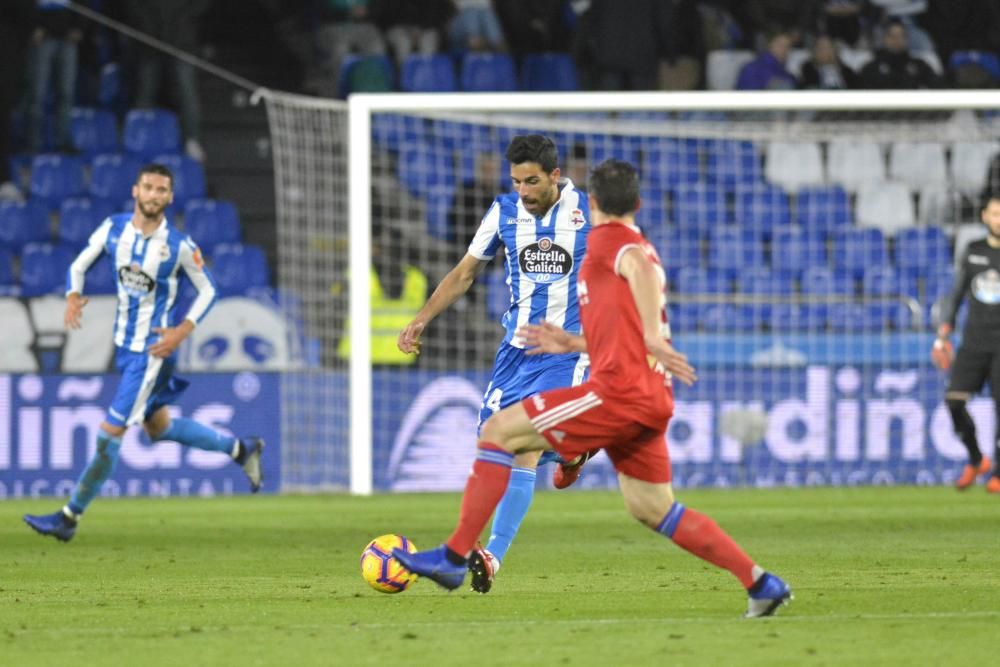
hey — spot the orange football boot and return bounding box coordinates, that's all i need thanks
[956,458,992,490]
[986,476,1000,494]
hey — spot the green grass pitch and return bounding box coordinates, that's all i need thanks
[2,486,998,666]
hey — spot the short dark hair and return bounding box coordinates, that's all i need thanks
[137,163,174,188]
[505,134,558,173]
[588,159,640,216]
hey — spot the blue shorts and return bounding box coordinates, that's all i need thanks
[106,348,190,427]
[478,342,589,433]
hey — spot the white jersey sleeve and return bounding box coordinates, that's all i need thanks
[467,200,503,260]
[65,219,111,296]
[178,236,217,324]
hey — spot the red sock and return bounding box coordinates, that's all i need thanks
[661,504,757,588]
[446,443,513,557]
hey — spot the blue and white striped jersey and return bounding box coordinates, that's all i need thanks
[66,213,217,353]
[468,179,591,347]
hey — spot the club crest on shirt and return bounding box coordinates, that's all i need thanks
[570,208,586,228]
[972,269,1000,304]
[518,236,573,284]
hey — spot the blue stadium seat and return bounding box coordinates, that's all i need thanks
[183,199,242,255]
[586,134,640,166]
[151,153,207,210]
[795,186,852,236]
[59,197,115,248]
[520,53,579,91]
[638,186,669,228]
[736,184,791,236]
[398,142,455,197]
[89,153,142,202]
[652,226,702,270]
[708,227,764,271]
[485,269,509,321]
[833,228,887,277]
[801,265,856,296]
[85,254,117,295]
[949,50,1000,83]
[672,182,729,232]
[70,108,119,157]
[0,200,51,251]
[423,184,456,241]
[675,266,734,331]
[738,266,794,330]
[770,226,827,274]
[862,265,899,297]
[123,109,181,159]
[211,244,270,296]
[642,138,700,189]
[29,154,85,209]
[897,268,921,300]
[98,62,122,111]
[20,243,76,297]
[705,140,762,188]
[924,266,954,302]
[894,226,951,271]
[400,54,456,92]
[827,303,871,332]
[770,303,827,332]
[699,303,745,332]
[460,52,517,91]
[371,113,425,152]
[0,247,15,291]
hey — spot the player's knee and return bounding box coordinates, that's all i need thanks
[100,421,126,438]
[480,412,511,447]
[945,397,969,420]
[513,450,542,468]
[144,420,171,441]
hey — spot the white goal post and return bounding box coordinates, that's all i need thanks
[258,89,1000,495]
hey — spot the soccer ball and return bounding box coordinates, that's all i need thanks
[360,534,418,593]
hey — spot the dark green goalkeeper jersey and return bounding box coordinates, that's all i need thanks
[941,239,1000,349]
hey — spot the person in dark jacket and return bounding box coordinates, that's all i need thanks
[799,34,860,89]
[26,0,85,153]
[0,0,35,200]
[859,18,940,89]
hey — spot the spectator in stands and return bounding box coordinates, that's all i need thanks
[495,0,573,60]
[26,0,85,154]
[0,0,35,201]
[735,31,797,90]
[125,0,210,162]
[573,0,662,91]
[370,0,455,65]
[923,0,1000,66]
[799,34,859,89]
[818,1,870,48]
[868,0,935,53]
[313,0,387,97]
[742,0,818,49]
[858,18,940,88]
[448,0,506,54]
[449,151,502,261]
[657,0,706,91]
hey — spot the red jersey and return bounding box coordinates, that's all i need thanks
[577,222,672,428]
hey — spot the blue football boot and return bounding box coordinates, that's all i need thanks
[744,572,793,618]
[392,545,466,591]
[23,509,78,542]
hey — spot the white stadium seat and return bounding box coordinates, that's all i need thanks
[856,181,915,236]
[706,49,755,90]
[889,142,948,190]
[765,141,825,192]
[950,141,1000,194]
[828,140,885,193]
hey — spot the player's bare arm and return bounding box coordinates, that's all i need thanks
[516,321,586,355]
[618,248,697,386]
[64,292,89,330]
[149,320,195,358]
[398,253,490,354]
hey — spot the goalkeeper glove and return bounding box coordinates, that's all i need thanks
[931,324,953,370]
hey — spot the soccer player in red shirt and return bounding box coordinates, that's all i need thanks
[394,159,792,617]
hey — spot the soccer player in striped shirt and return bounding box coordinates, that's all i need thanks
[23,164,264,542]
[397,135,591,592]
[394,159,792,617]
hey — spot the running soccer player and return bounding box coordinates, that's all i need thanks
[932,193,1000,492]
[393,159,792,617]
[397,135,592,592]
[23,164,264,542]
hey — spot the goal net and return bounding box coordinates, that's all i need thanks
[257,89,1000,494]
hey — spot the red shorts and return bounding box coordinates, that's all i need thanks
[522,382,672,484]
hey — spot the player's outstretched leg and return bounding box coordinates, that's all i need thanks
[23,430,122,542]
[658,500,792,618]
[152,416,265,492]
[946,399,989,490]
[468,543,500,594]
[395,442,515,591]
